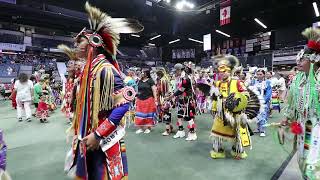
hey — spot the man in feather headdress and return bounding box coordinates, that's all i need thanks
[66,2,143,180]
[282,27,320,180]
[210,55,261,159]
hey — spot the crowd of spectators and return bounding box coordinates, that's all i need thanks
[0,53,59,77]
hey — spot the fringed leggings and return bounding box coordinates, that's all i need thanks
[212,136,244,153]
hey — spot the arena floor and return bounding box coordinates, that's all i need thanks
[0,100,297,180]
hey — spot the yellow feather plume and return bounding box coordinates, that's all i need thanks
[57,44,77,61]
[302,27,320,42]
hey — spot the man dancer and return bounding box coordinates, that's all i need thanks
[171,63,197,141]
[210,55,260,159]
[155,68,172,135]
[250,69,272,137]
[67,2,143,180]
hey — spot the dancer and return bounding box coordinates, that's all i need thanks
[0,130,11,180]
[210,55,262,159]
[282,27,320,180]
[33,77,44,116]
[66,2,143,180]
[171,63,197,141]
[9,78,16,109]
[134,69,157,134]
[36,94,49,123]
[14,73,34,122]
[59,45,77,124]
[195,72,207,114]
[266,71,280,117]
[249,69,272,137]
[155,68,172,135]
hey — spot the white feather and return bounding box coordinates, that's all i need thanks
[225,111,236,127]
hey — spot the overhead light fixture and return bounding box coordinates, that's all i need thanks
[169,39,180,44]
[175,0,194,10]
[176,2,183,10]
[186,1,194,8]
[313,2,320,17]
[215,30,230,38]
[188,38,203,44]
[254,18,267,29]
[150,34,161,40]
[131,34,140,37]
[148,43,156,46]
[165,0,171,3]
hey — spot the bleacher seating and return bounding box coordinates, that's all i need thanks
[0,64,19,77]
[0,53,59,80]
[118,47,143,57]
[32,37,73,48]
[0,29,24,44]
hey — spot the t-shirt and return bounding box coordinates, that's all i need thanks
[14,80,33,102]
[33,83,42,103]
[137,78,155,100]
[278,77,287,91]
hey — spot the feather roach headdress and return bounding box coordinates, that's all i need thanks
[213,55,240,73]
[76,2,144,57]
[297,27,320,63]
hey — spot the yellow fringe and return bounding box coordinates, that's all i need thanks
[92,64,115,129]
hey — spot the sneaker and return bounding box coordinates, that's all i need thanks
[173,130,185,139]
[26,118,31,122]
[43,119,49,123]
[186,132,197,141]
[135,129,144,134]
[231,150,248,159]
[260,132,266,137]
[18,118,23,122]
[162,131,170,136]
[210,150,226,159]
[144,129,151,134]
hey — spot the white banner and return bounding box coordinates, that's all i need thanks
[0,43,25,52]
[203,34,211,51]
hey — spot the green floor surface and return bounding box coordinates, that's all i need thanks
[0,100,293,180]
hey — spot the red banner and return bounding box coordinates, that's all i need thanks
[220,0,231,26]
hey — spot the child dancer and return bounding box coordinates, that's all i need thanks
[161,100,173,136]
[36,95,49,123]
